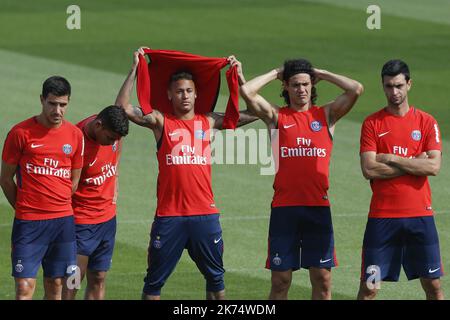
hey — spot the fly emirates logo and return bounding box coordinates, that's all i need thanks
[166,145,208,166]
[84,163,117,186]
[26,158,71,178]
[280,137,327,158]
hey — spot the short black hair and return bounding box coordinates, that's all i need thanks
[381,59,410,81]
[169,70,194,86]
[281,59,317,104]
[96,105,129,137]
[42,76,71,98]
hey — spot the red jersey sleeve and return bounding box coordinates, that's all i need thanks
[2,128,24,165]
[360,118,377,154]
[72,129,84,169]
[423,116,442,152]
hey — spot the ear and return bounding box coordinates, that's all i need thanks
[282,80,289,90]
[40,95,44,105]
[95,119,103,129]
[167,90,172,101]
[407,79,412,91]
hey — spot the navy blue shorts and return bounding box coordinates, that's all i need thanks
[75,216,116,272]
[361,216,443,282]
[266,206,337,271]
[143,214,224,296]
[11,215,77,278]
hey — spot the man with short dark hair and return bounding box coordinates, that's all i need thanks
[116,48,258,300]
[240,59,363,300]
[62,105,129,300]
[0,76,84,300]
[358,59,444,300]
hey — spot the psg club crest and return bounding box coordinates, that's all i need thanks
[62,144,73,155]
[272,255,282,266]
[310,120,322,132]
[411,130,422,141]
[153,239,162,249]
[153,235,162,249]
[194,129,206,140]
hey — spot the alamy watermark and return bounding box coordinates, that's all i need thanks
[366,5,381,30]
[66,5,81,30]
[366,265,381,290]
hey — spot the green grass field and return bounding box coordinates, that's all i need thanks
[0,0,449,299]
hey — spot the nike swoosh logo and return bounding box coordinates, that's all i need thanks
[378,131,390,137]
[214,237,222,244]
[429,267,440,273]
[320,258,332,264]
[89,159,97,167]
[168,132,179,137]
[31,144,44,148]
[283,124,296,129]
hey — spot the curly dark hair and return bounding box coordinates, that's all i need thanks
[96,105,129,137]
[281,59,317,105]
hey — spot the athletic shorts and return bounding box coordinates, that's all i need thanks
[75,216,116,272]
[143,214,224,296]
[266,206,337,271]
[361,216,443,281]
[11,215,77,278]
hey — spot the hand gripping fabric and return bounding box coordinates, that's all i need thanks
[136,49,239,129]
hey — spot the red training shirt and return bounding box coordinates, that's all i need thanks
[360,106,442,218]
[72,115,121,224]
[272,106,333,207]
[2,117,84,220]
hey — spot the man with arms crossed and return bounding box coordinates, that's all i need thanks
[116,48,258,300]
[0,76,83,299]
[62,105,129,300]
[240,59,363,299]
[358,59,443,300]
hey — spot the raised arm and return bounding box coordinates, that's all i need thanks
[360,152,405,180]
[207,110,259,130]
[115,48,164,132]
[376,150,441,176]
[0,161,17,209]
[208,55,259,130]
[239,68,280,128]
[317,69,364,130]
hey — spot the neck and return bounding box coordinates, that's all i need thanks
[36,114,62,129]
[174,109,195,120]
[85,120,97,141]
[289,101,311,112]
[386,99,410,116]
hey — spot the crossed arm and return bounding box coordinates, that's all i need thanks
[360,150,441,180]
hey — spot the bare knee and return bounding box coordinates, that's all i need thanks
[15,278,36,300]
[310,268,332,299]
[43,277,63,300]
[421,278,444,300]
[310,269,331,288]
[87,271,106,287]
[271,271,292,293]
